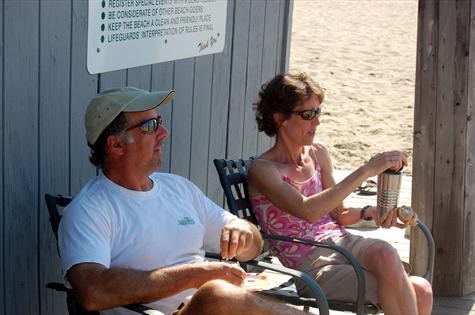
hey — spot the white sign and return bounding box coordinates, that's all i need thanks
[87,0,227,74]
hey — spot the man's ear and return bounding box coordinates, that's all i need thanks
[106,134,125,156]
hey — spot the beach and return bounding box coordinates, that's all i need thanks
[289,0,418,175]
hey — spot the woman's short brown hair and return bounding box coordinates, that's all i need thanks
[254,73,324,137]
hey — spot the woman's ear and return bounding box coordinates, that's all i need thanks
[273,112,288,128]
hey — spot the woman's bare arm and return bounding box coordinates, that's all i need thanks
[248,144,406,223]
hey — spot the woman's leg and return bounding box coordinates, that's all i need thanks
[361,241,432,315]
[296,234,432,315]
[410,276,433,315]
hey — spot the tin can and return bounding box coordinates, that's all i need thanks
[376,168,402,218]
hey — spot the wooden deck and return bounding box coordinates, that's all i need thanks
[305,170,475,314]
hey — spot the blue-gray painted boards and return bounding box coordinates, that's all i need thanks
[227,0,251,160]
[0,0,4,312]
[153,61,175,174]
[4,1,40,314]
[206,0,235,203]
[38,1,71,313]
[190,54,214,192]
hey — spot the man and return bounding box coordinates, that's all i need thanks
[58,87,310,315]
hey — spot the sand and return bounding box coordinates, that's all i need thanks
[289,0,418,175]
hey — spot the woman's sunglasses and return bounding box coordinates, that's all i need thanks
[125,116,163,134]
[289,108,321,120]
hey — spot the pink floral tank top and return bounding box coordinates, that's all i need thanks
[249,163,347,268]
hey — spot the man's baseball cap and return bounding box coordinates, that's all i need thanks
[85,87,175,145]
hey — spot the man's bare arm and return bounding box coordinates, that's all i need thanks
[68,261,246,311]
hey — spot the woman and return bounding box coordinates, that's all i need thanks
[247,73,432,315]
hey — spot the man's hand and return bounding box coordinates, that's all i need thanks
[196,261,246,287]
[220,219,254,260]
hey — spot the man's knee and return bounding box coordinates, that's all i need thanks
[184,280,244,313]
[194,279,238,303]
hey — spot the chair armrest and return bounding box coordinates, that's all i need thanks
[46,282,69,292]
[46,283,156,314]
[244,258,330,315]
[262,233,366,315]
[415,219,435,284]
[122,304,158,314]
[205,252,329,315]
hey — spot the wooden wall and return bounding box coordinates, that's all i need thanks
[0,0,293,314]
[411,0,475,296]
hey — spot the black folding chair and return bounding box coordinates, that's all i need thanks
[45,193,331,315]
[213,158,435,315]
[44,194,159,315]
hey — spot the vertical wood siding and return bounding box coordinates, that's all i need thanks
[464,0,475,294]
[0,1,292,313]
[189,55,213,190]
[70,1,98,194]
[257,0,281,154]
[152,61,174,173]
[100,69,127,90]
[412,0,475,295]
[0,0,4,312]
[227,0,250,160]
[433,0,470,294]
[410,0,438,279]
[206,0,235,202]
[4,2,40,314]
[171,58,195,178]
[242,0,265,159]
[39,1,72,313]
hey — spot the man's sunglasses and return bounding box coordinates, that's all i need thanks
[289,108,321,120]
[125,116,163,134]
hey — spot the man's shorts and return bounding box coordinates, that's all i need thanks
[293,233,387,306]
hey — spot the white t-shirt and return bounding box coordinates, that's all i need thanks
[58,172,235,315]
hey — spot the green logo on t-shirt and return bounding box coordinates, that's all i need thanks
[178,216,195,225]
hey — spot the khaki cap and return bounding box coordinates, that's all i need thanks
[85,87,175,145]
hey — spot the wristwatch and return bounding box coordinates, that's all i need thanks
[360,205,373,221]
